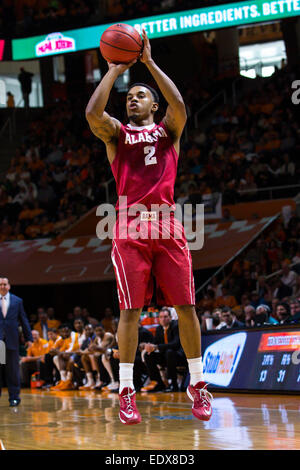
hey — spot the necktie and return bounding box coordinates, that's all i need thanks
[164,327,168,344]
[1,297,7,318]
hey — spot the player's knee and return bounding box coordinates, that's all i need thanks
[119,308,141,324]
[175,305,195,316]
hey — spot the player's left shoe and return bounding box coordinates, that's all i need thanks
[0,439,5,450]
[119,387,141,425]
[187,381,213,421]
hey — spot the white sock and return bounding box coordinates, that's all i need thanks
[86,372,94,386]
[61,371,67,381]
[187,357,204,386]
[119,363,134,392]
[67,371,72,381]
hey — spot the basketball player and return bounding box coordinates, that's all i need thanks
[86,29,212,424]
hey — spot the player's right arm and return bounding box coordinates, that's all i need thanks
[85,61,136,163]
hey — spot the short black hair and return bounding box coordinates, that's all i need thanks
[128,83,159,104]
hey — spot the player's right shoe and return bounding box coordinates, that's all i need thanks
[187,381,213,421]
[119,387,141,425]
[0,439,5,450]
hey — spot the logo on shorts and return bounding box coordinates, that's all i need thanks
[141,211,157,221]
[96,196,205,250]
[0,340,6,364]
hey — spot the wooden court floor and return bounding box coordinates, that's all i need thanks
[0,388,299,450]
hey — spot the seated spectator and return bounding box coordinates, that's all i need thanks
[216,307,245,330]
[273,279,293,300]
[34,309,59,340]
[140,308,187,393]
[20,330,48,387]
[289,299,300,323]
[214,285,238,309]
[80,324,115,390]
[276,303,294,325]
[280,262,297,292]
[244,305,256,328]
[255,304,278,326]
[42,328,61,388]
[46,307,61,330]
[50,325,80,391]
[81,308,99,327]
[71,324,97,389]
[101,307,118,334]
[73,318,86,347]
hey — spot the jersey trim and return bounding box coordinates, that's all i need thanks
[126,123,156,131]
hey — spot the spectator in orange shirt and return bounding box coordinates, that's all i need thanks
[46,307,61,330]
[50,325,80,391]
[43,328,61,388]
[34,309,61,339]
[214,285,238,309]
[20,330,48,386]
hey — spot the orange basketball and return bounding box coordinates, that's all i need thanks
[100,23,143,64]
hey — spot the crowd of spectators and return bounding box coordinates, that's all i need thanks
[19,305,189,393]
[175,64,300,208]
[197,211,300,331]
[0,100,112,241]
[17,284,300,394]
[0,0,250,38]
[1,64,299,242]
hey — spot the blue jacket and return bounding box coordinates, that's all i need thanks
[0,293,33,350]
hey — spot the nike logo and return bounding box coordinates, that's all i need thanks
[120,410,134,418]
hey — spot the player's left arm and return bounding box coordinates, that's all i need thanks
[140,29,187,142]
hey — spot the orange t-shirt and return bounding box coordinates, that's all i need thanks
[55,332,80,352]
[27,338,48,357]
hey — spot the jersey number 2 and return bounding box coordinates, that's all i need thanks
[144,146,157,166]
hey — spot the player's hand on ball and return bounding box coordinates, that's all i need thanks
[140,29,152,64]
[107,59,137,75]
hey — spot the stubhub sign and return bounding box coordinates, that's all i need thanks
[203,332,247,387]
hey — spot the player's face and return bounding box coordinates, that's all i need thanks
[126,86,158,123]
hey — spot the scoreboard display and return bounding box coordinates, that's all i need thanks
[202,327,300,392]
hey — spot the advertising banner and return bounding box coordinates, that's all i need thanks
[12,1,300,60]
[202,327,300,392]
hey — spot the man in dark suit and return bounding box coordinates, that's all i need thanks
[218,307,245,330]
[0,277,33,406]
[141,308,187,392]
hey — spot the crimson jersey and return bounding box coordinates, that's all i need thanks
[111,121,178,212]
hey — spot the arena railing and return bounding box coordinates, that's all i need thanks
[238,184,300,200]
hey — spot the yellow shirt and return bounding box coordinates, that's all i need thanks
[55,332,80,352]
[27,338,48,357]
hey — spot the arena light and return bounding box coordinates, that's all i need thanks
[12,0,300,61]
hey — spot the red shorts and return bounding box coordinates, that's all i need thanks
[111,215,195,310]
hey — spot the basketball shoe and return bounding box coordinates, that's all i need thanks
[187,381,213,421]
[0,439,5,450]
[50,380,65,391]
[119,387,141,425]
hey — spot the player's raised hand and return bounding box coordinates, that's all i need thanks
[107,59,137,75]
[140,29,152,64]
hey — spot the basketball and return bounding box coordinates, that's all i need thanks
[100,23,143,64]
